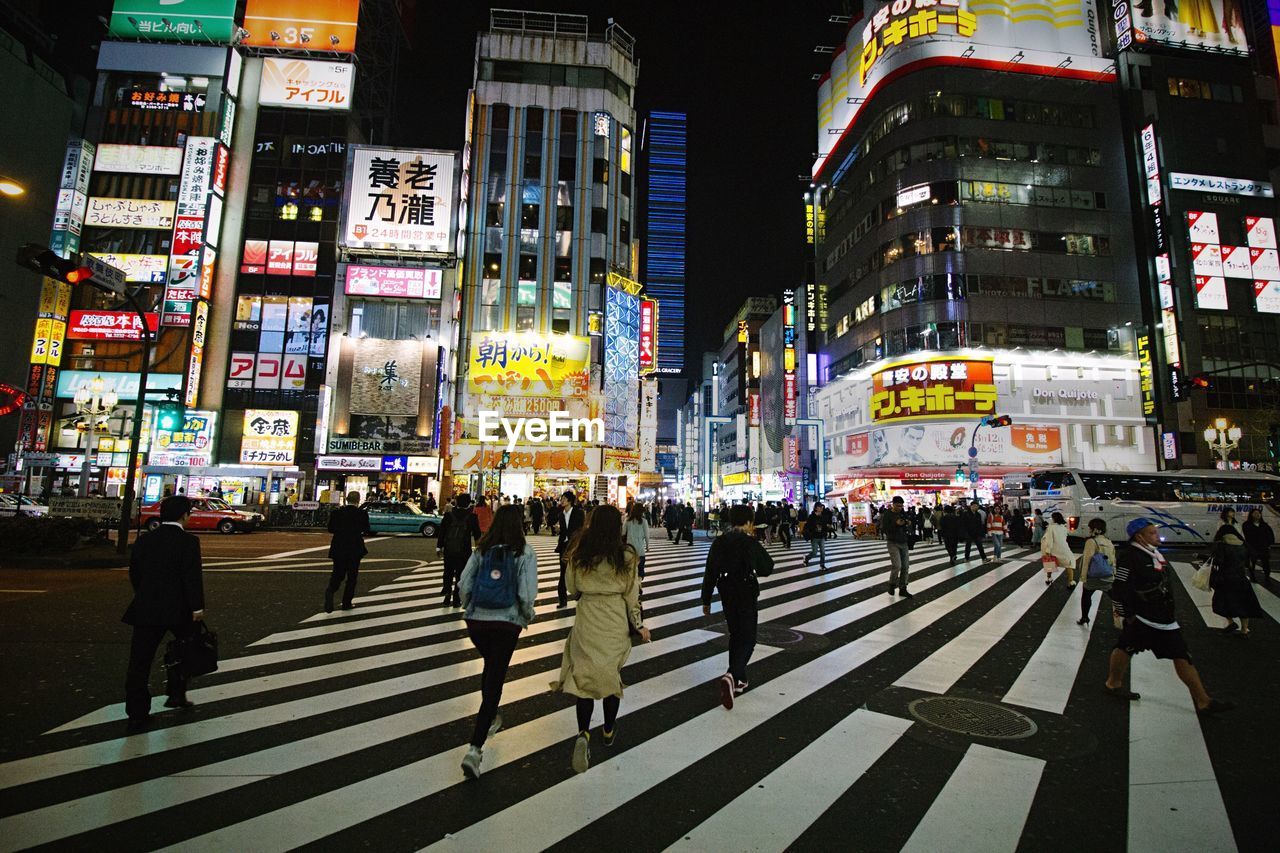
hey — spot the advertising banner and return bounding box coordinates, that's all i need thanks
[640,378,658,472]
[639,299,657,373]
[67,310,159,341]
[240,410,299,465]
[317,455,382,472]
[467,332,591,397]
[1246,216,1277,249]
[351,338,423,416]
[1254,280,1280,314]
[259,58,354,110]
[85,254,164,284]
[1117,0,1247,55]
[451,443,602,475]
[150,411,216,467]
[834,422,1063,469]
[604,285,641,449]
[815,0,1112,175]
[84,197,174,230]
[243,0,361,52]
[342,146,457,254]
[184,301,209,407]
[55,371,182,401]
[344,265,442,299]
[870,355,997,423]
[108,0,236,42]
[94,144,183,175]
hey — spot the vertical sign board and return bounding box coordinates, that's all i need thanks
[1140,124,1182,402]
[638,299,657,373]
[782,288,798,424]
[163,137,216,327]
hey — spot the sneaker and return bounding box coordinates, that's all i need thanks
[488,712,503,738]
[602,726,616,747]
[734,681,749,696]
[718,673,735,710]
[461,745,483,779]
[572,732,590,773]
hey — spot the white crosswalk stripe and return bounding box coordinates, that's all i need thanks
[0,533,1260,852]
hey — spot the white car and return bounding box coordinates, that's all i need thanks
[0,494,49,517]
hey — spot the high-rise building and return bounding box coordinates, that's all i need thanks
[642,110,687,375]
[453,10,641,498]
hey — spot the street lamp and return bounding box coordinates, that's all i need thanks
[0,176,26,197]
[73,376,119,497]
[1203,417,1243,465]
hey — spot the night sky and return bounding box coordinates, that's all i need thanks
[42,0,831,373]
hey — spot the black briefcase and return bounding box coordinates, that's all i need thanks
[164,622,219,678]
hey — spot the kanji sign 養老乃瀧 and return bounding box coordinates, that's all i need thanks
[468,332,591,397]
[870,356,996,423]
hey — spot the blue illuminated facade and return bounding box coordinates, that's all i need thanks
[643,110,687,374]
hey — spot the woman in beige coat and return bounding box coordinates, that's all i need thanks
[551,504,650,773]
[1041,511,1078,587]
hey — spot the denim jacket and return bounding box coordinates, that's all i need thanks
[458,543,539,627]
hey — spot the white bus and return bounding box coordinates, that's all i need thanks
[1025,468,1280,547]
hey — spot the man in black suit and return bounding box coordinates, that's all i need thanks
[556,490,585,608]
[438,493,481,608]
[326,490,373,612]
[123,495,204,731]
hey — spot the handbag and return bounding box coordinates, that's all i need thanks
[1191,560,1213,592]
[164,621,219,678]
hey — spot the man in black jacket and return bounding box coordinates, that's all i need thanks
[678,502,696,545]
[556,490,585,608]
[962,503,987,561]
[702,503,774,710]
[122,495,204,731]
[663,500,679,541]
[1104,518,1233,715]
[325,490,373,612]
[938,505,962,566]
[881,495,914,598]
[438,493,481,608]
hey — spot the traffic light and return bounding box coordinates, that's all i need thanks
[1269,425,1280,460]
[984,414,1014,428]
[15,244,92,285]
[155,400,184,432]
[1177,373,1211,395]
[499,450,511,470]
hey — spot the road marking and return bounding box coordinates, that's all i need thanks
[0,589,46,594]
[1002,587,1099,714]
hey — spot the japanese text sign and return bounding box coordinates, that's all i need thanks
[259,58,354,110]
[240,409,299,465]
[870,356,996,423]
[342,146,457,254]
[468,332,590,398]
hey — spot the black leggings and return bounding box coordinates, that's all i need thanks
[467,621,521,747]
[1080,587,1107,621]
[576,695,620,733]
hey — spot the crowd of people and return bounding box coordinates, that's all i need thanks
[118,487,1270,780]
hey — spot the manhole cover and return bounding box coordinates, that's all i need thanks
[908,696,1037,740]
[755,624,806,645]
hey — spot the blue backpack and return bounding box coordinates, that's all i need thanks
[1087,550,1114,579]
[471,545,519,609]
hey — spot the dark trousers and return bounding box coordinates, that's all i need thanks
[721,590,759,684]
[467,620,521,747]
[1248,549,1271,581]
[942,535,959,565]
[558,556,569,606]
[666,525,677,541]
[125,622,197,720]
[576,695,620,733]
[532,519,542,534]
[442,553,468,605]
[964,537,986,561]
[327,556,361,607]
[678,524,694,544]
[1080,587,1108,622]
[778,523,792,548]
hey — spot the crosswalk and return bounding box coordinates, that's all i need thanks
[0,532,1272,851]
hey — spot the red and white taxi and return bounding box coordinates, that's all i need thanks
[140,498,263,534]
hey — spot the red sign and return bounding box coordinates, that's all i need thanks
[639,299,656,372]
[749,392,760,427]
[784,372,798,420]
[267,240,294,275]
[198,248,216,299]
[212,144,229,194]
[870,356,997,423]
[241,239,267,274]
[67,310,160,341]
[172,215,205,256]
[292,241,318,276]
[785,436,800,472]
[344,265,441,298]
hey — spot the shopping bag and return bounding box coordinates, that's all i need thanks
[1191,560,1213,592]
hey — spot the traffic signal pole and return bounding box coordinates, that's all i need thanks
[116,288,151,554]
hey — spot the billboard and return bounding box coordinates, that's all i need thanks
[1115,0,1247,54]
[834,422,1064,468]
[84,198,175,230]
[870,355,997,423]
[604,285,641,449]
[67,310,159,341]
[240,410,299,465]
[468,332,591,397]
[78,253,165,283]
[350,338,423,416]
[344,265,442,299]
[243,0,361,52]
[93,145,183,175]
[108,0,236,43]
[259,58,354,110]
[815,0,1112,175]
[342,146,458,255]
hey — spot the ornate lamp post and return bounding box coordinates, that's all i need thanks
[1203,418,1242,465]
[72,376,118,497]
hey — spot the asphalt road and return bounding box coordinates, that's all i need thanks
[0,531,438,747]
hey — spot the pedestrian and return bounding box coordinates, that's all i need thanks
[438,493,481,608]
[702,503,774,709]
[679,501,696,545]
[663,500,679,541]
[556,490,586,608]
[938,505,962,565]
[753,502,768,542]
[880,495,914,598]
[962,503,987,562]
[324,490,373,613]
[551,504,650,773]
[1031,509,1045,546]
[422,492,437,514]
[529,494,544,534]
[1077,518,1116,626]
[122,495,205,732]
[920,506,934,542]
[1242,507,1274,584]
[803,502,830,569]
[458,504,539,779]
[1209,524,1264,636]
[1041,511,1077,586]
[986,506,1006,561]
[777,500,793,548]
[1218,507,1241,536]
[474,495,493,535]
[1007,509,1028,547]
[1105,518,1233,716]
[624,501,650,579]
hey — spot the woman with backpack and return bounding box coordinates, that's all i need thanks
[457,504,539,779]
[1077,518,1116,626]
[551,504,650,774]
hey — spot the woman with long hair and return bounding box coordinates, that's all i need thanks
[457,504,538,779]
[624,501,650,579]
[1210,524,1264,636]
[551,504,650,773]
[1041,511,1077,587]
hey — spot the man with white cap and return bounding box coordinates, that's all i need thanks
[1104,517,1233,716]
